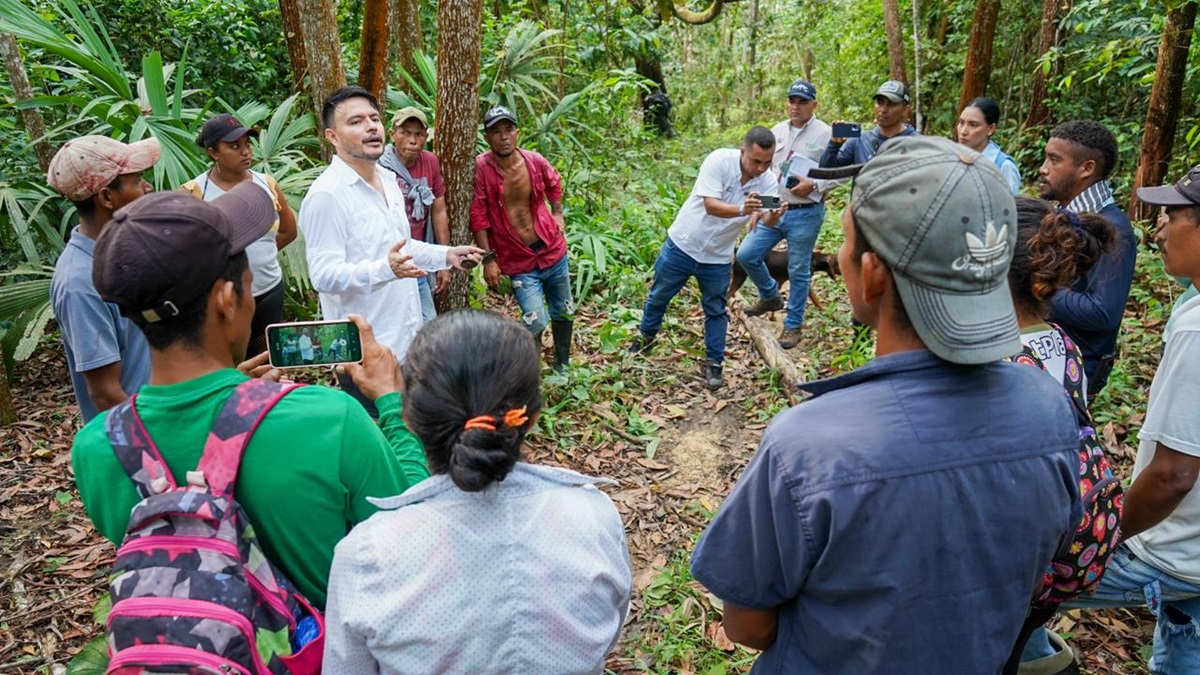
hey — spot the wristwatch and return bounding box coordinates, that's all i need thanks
[737,203,745,217]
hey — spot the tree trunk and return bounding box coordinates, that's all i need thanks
[296,0,346,159]
[882,0,908,83]
[0,355,15,426]
[388,0,424,84]
[434,0,483,311]
[0,33,53,172]
[358,0,390,103]
[956,0,1001,114]
[1023,0,1071,131]
[1128,0,1198,221]
[278,0,308,94]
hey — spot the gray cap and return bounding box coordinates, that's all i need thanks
[850,136,1020,364]
[1137,165,1200,207]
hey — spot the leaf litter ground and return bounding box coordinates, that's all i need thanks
[0,269,1166,673]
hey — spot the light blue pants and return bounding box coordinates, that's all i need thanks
[1023,544,1200,674]
[734,203,826,330]
[510,255,573,335]
[417,274,436,323]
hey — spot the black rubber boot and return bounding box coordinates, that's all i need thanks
[551,319,573,371]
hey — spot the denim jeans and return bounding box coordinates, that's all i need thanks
[417,274,436,323]
[735,203,825,330]
[638,237,731,364]
[510,255,573,335]
[1023,544,1200,674]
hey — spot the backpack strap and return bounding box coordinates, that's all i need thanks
[196,378,302,498]
[105,395,177,498]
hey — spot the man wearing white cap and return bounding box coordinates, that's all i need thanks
[47,134,160,421]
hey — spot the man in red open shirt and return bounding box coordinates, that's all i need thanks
[470,105,574,370]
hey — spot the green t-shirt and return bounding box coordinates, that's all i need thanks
[71,369,429,609]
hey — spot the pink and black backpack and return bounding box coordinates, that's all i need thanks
[102,378,324,674]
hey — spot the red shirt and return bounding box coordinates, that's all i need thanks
[391,150,446,241]
[470,149,566,275]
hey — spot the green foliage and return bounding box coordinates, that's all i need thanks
[630,549,757,674]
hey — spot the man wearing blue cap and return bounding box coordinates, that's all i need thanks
[736,80,835,349]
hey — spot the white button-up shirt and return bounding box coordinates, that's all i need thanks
[300,156,449,360]
[771,117,837,205]
[322,463,632,674]
[667,147,778,264]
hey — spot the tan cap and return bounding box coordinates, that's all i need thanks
[390,106,428,129]
[47,135,161,201]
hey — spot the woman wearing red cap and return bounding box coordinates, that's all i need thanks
[183,113,298,355]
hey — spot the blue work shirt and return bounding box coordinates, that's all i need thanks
[819,125,919,167]
[691,349,1081,674]
[50,227,151,421]
[1048,201,1137,395]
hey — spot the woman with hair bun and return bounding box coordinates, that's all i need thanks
[322,309,632,674]
[1003,196,1122,674]
[957,96,1021,194]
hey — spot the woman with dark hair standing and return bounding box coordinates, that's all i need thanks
[322,309,632,674]
[1003,196,1122,674]
[183,113,297,355]
[957,96,1021,194]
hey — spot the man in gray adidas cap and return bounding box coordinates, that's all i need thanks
[691,136,1081,673]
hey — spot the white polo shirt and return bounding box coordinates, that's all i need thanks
[300,156,449,361]
[666,148,778,264]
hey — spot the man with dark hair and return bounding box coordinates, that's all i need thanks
[820,79,918,168]
[1023,165,1200,675]
[71,184,431,610]
[301,86,482,412]
[737,79,836,349]
[1038,119,1136,397]
[47,135,159,421]
[691,137,1081,673]
[378,106,450,323]
[629,126,782,389]
[470,105,574,370]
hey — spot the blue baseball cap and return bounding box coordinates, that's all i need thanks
[787,80,817,101]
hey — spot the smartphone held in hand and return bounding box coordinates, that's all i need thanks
[266,320,363,369]
[757,194,782,210]
[832,122,863,138]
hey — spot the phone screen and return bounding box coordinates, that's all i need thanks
[266,320,363,368]
[833,122,862,138]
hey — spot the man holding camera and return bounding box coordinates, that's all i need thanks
[820,79,919,168]
[735,80,835,349]
[628,126,783,390]
[470,105,575,371]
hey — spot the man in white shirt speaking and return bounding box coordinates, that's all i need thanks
[301,86,483,413]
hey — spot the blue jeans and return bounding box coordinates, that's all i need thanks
[510,255,573,335]
[417,274,436,323]
[1023,544,1200,674]
[735,203,825,330]
[638,237,731,364]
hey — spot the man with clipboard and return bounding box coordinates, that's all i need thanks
[735,80,836,349]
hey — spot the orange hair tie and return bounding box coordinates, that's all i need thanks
[462,406,529,432]
[463,416,497,431]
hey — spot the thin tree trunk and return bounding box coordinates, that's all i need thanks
[359,0,390,103]
[1129,0,1198,221]
[956,0,1001,114]
[1024,0,1071,131]
[882,0,908,83]
[0,33,53,172]
[296,0,346,159]
[388,0,424,84]
[278,0,308,94]
[435,0,483,311]
[0,356,15,426]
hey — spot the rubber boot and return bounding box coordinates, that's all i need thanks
[551,319,573,371]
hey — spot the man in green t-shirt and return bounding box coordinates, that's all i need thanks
[72,183,429,609]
